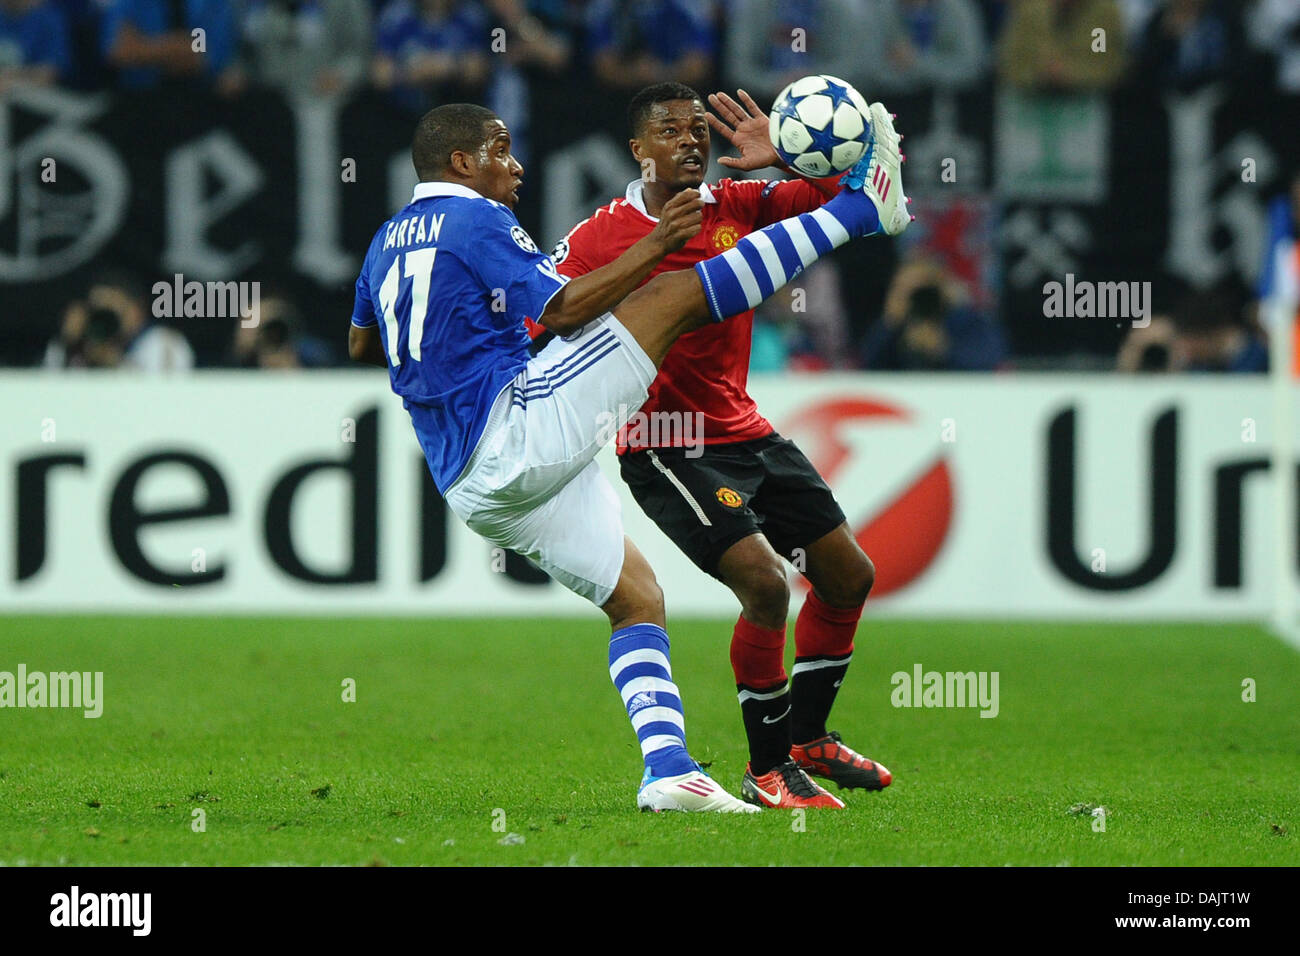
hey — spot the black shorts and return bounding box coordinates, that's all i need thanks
[619,433,846,579]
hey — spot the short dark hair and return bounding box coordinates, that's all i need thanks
[628,82,703,137]
[412,103,500,180]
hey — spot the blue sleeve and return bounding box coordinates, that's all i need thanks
[468,205,569,325]
[351,248,377,328]
[350,273,377,328]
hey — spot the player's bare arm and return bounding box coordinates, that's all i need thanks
[537,188,704,335]
[348,324,387,367]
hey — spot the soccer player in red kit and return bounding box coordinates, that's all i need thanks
[547,83,899,809]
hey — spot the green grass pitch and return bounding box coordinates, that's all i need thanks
[1,616,1296,866]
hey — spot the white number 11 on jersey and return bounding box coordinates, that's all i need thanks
[377,248,438,366]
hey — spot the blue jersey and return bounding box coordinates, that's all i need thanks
[352,182,568,491]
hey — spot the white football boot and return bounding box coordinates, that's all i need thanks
[636,763,761,813]
[843,102,911,237]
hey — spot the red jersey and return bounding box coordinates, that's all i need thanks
[552,176,834,452]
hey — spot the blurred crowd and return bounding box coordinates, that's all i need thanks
[43,273,341,370]
[7,0,1299,98]
[3,0,1298,372]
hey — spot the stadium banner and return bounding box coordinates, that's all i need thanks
[1,373,1291,618]
[4,83,1299,365]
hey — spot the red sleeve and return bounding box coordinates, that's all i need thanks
[527,210,610,339]
[722,175,843,230]
[552,209,609,280]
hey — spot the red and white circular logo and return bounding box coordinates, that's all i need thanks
[781,396,955,597]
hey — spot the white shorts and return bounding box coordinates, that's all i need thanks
[443,315,656,605]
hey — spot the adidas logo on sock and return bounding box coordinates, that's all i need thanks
[627,692,657,715]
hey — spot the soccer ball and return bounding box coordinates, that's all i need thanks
[768,75,872,178]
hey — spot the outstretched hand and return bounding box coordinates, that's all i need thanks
[707,88,782,172]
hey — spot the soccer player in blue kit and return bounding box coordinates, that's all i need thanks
[348,102,909,812]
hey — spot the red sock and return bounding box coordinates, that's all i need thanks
[730,615,787,688]
[794,590,861,659]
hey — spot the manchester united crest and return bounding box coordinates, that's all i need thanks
[715,487,743,508]
[710,224,739,252]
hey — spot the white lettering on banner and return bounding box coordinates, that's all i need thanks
[1,87,1279,310]
[0,374,1293,617]
[163,130,263,278]
[1164,86,1274,287]
[292,96,353,283]
[0,86,129,281]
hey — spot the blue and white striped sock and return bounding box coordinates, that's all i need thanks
[608,623,696,778]
[693,197,880,322]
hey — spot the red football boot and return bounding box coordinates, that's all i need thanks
[791,731,892,791]
[740,759,846,809]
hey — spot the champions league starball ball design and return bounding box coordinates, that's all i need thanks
[768,74,873,178]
